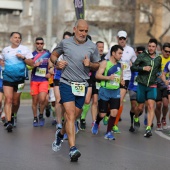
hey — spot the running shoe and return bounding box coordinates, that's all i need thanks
[6,123,13,132]
[69,146,81,162]
[63,133,68,140]
[156,123,162,131]
[52,130,63,152]
[144,114,147,126]
[103,116,109,125]
[91,122,99,134]
[1,112,6,123]
[52,119,57,126]
[11,114,17,127]
[80,118,86,130]
[75,121,79,134]
[144,129,152,138]
[104,131,115,140]
[161,118,167,130]
[129,126,135,132]
[39,117,45,127]
[134,117,140,130]
[112,125,121,133]
[33,117,39,127]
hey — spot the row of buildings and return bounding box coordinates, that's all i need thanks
[0,0,170,52]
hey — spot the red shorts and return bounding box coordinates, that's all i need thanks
[30,81,48,95]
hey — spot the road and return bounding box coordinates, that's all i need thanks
[0,96,170,170]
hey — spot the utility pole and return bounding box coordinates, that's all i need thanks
[46,0,52,50]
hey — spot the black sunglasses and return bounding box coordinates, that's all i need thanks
[36,42,44,45]
[164,50,170,53]
[119,37,126,40]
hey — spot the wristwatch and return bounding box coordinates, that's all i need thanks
[23,57,26,60]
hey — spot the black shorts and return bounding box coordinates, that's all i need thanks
[3,80,25,92]
[92,84,98,95]
[120,80,130,90]
[53,79,60,86]
[87,78,93,87]
[156,87,168,101]
[98,98,120,113]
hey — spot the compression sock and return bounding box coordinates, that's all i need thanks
[107,116,116,132]
[114,105,123,126]
[81,104,90,120]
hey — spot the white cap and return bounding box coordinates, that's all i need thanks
[117,31,127,38]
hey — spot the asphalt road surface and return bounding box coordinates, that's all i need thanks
[0,96,170,170]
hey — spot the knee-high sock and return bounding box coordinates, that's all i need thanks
[96,113,103,125]
[107,116,116,132]
[130,111,134,125]
[81,104,90,120]
[114,105,123,126]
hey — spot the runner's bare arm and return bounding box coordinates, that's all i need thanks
[50,51,60,65]
[95,60,114,81]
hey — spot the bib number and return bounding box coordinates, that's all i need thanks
[121,61,129,71]
[17,83,25,93]
[71,82,85,96]
[134,75,138,86]
[96,82,101,90]
[110,75,120,86]
[35,67,46,77]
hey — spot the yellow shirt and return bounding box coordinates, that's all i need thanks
[161,54,170,71]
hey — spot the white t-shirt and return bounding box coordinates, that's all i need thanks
[1,44,33,82]
[105,45,136,80]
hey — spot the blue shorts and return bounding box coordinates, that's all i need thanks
[59,82,87,109]
[98,87,120,101]
[137,83,157,103]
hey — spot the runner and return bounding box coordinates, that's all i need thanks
[91,45,124,140]
[105,30,137,133]
[51,19,100,161]
[131,38,162,137]
[30,37,51,127]
[155,43,170,131]
[0,32,34,132]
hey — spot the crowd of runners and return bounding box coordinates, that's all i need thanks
[0,19,170,162]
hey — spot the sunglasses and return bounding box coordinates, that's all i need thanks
[119,37,126,40]
[36,42,44,45]
[164,50,170,53]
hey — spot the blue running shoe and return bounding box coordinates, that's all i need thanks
[69,146,81,162]
[39,117,45,126]
[75,121,79,134]
[33,117,39,127]
[52,130,63,152]
[144,118,147,126]
[63,133,68,140]
[91,122,99,134]
[104,131,115,140]
[52,119,57,126]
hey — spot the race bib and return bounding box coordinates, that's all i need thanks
[71,82,85,96]
[17,83,25,93]
[134,75,138,86]
[121,61,129,71]
[110,75,120,86]
[35,67,46,77]
[96,82,101,90]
